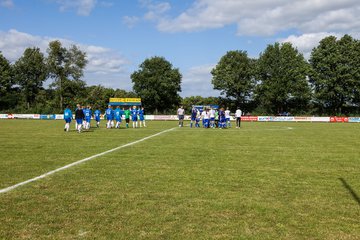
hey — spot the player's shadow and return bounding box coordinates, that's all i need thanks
[339,178,360,206]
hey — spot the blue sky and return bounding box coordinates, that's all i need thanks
[1,0,359,97]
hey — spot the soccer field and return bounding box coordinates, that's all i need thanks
[0,120,359,239]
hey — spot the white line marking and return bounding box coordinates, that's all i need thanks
[0,127,176,194]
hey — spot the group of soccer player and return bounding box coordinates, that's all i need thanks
[63,104,146,133]
[104,105,146,129]
[178,106,242,129]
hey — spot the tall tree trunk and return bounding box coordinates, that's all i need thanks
[59,77,63,111]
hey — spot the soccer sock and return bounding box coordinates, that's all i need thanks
[136,122,138,128]
[144,121,146,127]
[133,122,135,128]
[190,122,193,128]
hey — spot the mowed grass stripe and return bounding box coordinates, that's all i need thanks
[0,120,174,188]
[0,121,359,239]
[0,125,176,194]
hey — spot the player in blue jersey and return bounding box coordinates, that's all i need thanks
[219,108,226,128]
[93,108,101,128]
[138,107,146,127]
[84,105,92,130]
[114,106,122,128]
[190,107,197,128]
[105,105,114,129]
[63,105,72,132]
[131,106,138,128]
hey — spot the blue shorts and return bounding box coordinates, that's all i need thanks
[191,116,196,121]
[204,119,209,125]
[106,116,113,121]
[86,118,91,123]
[226,118,230,121]
[76,118,83,124]
[210,117,215,121]
[132,116,138,121]
[115,117,121,122]
[140,116,144,121]
[64,118,71,123]
[95,117,100,122]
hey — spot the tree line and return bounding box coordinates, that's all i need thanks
[1,34,360,115]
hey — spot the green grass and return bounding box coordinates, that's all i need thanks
[0,120,359,239]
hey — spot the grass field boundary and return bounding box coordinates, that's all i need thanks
[0,127,176,194]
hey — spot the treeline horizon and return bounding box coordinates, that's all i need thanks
[1,34,360,116]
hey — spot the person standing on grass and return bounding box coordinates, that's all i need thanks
[225,107,231,128]
[131,106,138,128]
[190,107,197,128]
[219,107,226,128]
[63,105,72,132]
[202,108,209,128]
[195,109,201,128]
[215,109,219,128]
[105,105,114,129]
[235,106,242,128]
[84,105,92,130]
[210,108,217,128]
[138,107,146,127]
[114,106,122,129]
[124,107,130,128]
[94,108,101,128]
[177,105,185,127]
[75,104,85,133]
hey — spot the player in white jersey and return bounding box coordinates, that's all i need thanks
[225,107,231,128]
[209,108,216,128]
[177,106,185,127]
[195,109,201,127]
[202,109,210,128]
[235,107,242,128]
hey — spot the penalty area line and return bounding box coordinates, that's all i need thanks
[0,127,177,194]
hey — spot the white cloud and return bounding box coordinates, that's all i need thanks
[153,0,360,36]
[122,16,140,28]
[0,0,13,8]
[0,29,130,87]
[141,0,171,21]
[181,64,221,97]
[54,0,97,16]
[280,32,342,59]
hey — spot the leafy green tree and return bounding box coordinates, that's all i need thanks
[47,40,88,111]
[255,42,311,114]
[309,35,360,114]
[14,47,47,110]
[211,50,255,108]
[0,52,17,111]
[131,56,182,114]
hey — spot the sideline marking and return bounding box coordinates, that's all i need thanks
[0,127,176,194]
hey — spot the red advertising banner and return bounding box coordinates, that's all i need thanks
[241,116,258,121]
[330,117,349,122]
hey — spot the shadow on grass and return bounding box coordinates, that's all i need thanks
[339,178,360,206]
